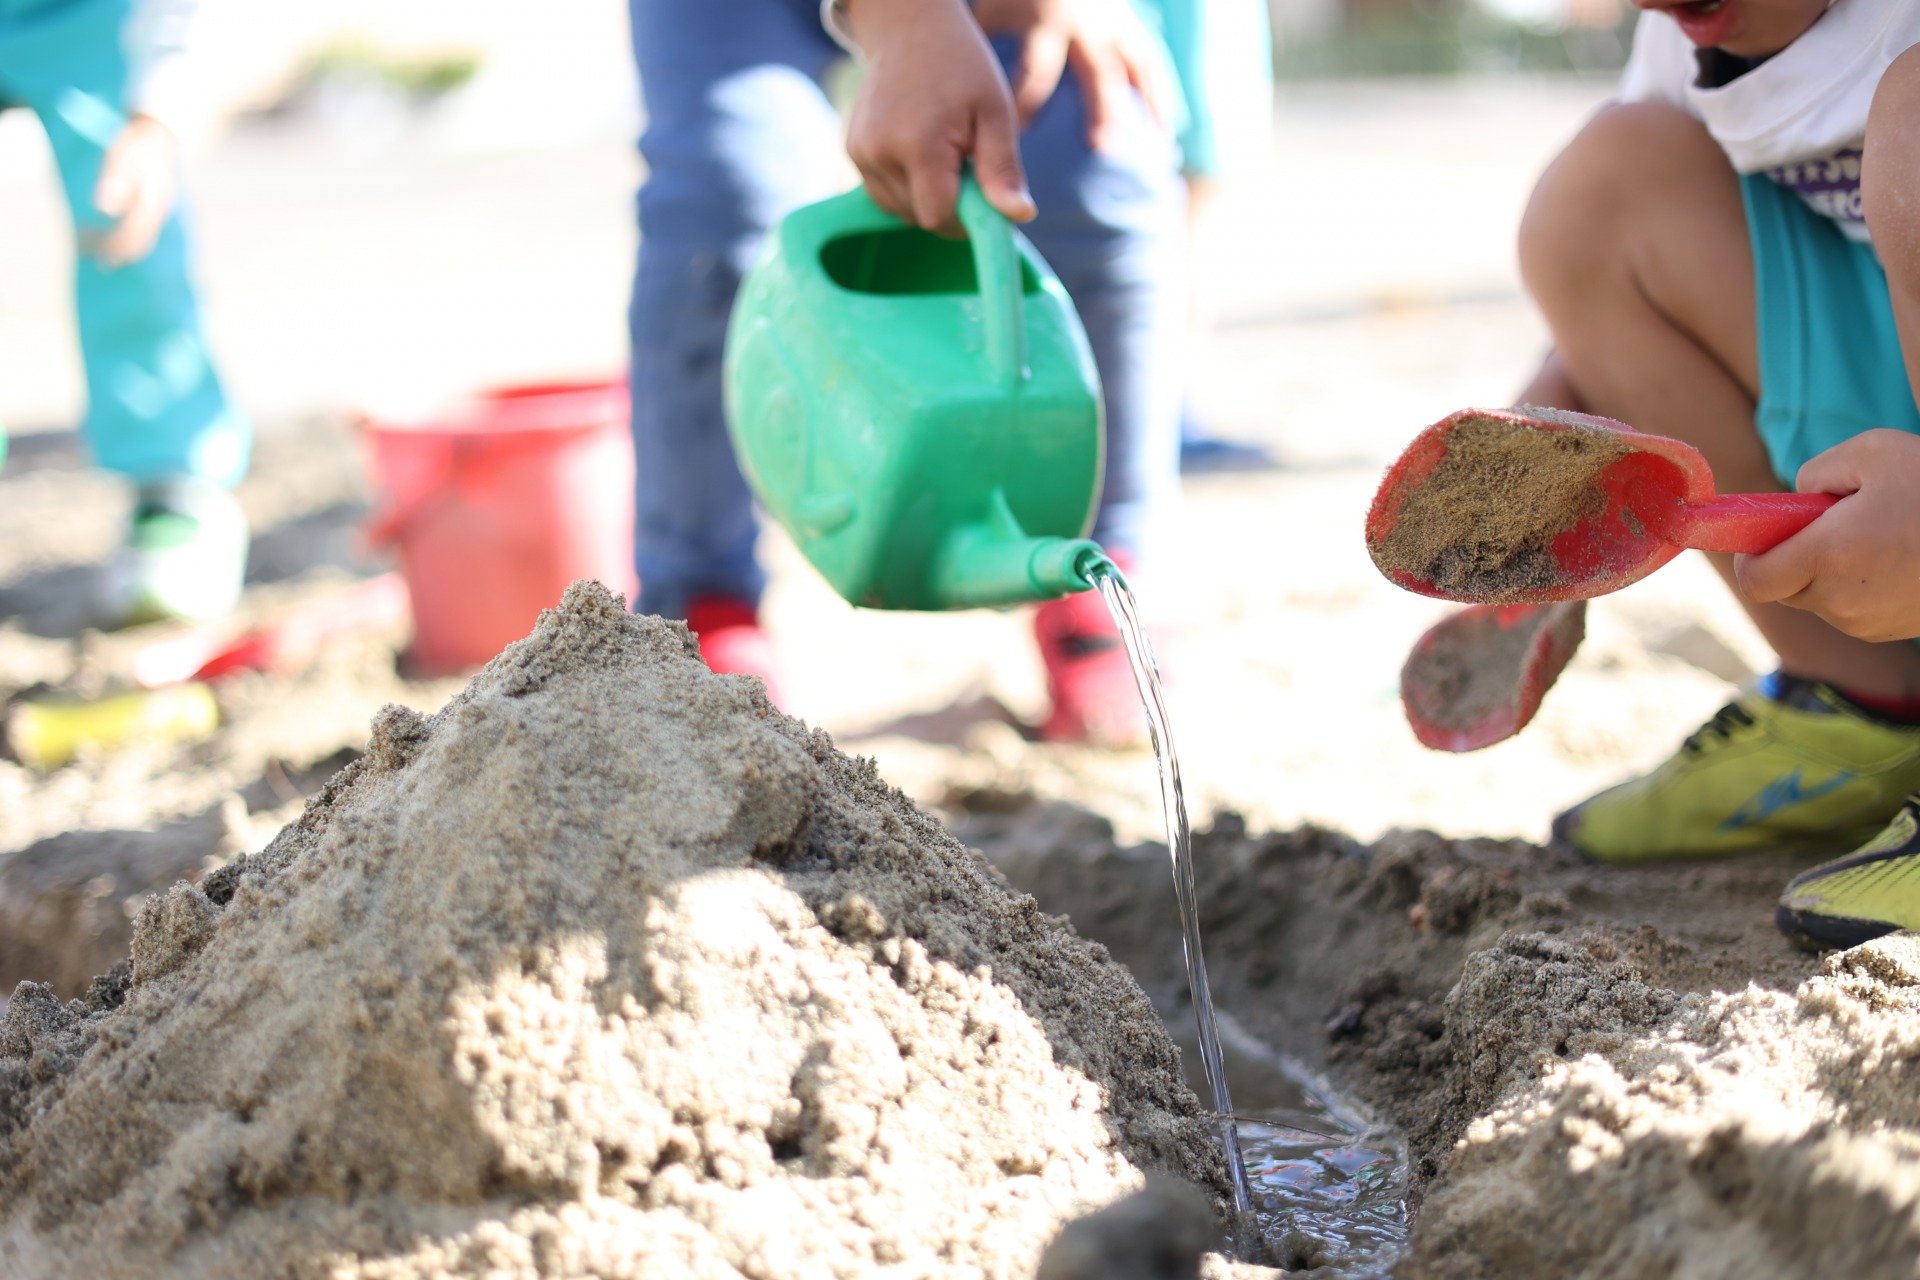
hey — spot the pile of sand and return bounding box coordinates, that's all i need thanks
[0,583,1223,1279]
[0,803,251,999]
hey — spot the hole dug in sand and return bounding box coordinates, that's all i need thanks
[0,583,1237,1279]
[976,807,1920,1279]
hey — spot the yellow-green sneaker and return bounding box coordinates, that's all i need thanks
[1777,794,1920,949]
[1552,676,1920,865]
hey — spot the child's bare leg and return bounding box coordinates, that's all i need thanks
[1515,349,1582,413]
[1519,102,1920,698]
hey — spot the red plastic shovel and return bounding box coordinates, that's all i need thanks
[1401,600,1586,752]
[1367,407,1837,605]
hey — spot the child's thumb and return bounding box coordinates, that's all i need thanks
[94,157,130,216]
[972,106,1035,223]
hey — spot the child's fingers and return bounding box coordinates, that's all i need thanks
[1115,34,1175,131]
[1734,537,1819,608]
[847,109,925,227]
[1794,441,1868,498]
[1066,40,1120,152]
[1010,28,1069,127]
[907,152,965,237]
[857,159,914,224]
[972,99,1035,223]
[94,169,172,267]
[848,127,921,225]
[93,146,133,218]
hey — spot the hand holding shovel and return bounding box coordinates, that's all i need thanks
[1373,407,1834,752]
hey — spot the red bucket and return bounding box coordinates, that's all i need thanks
[363,379,636,676]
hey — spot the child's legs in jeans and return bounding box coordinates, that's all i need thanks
[1518,102,1920,698]
[627,0,844,620]
[627,4,1186,619]
[0,0,247,488]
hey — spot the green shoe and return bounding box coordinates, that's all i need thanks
[100,477,249,626]
[1552,676,1920,865]
[1777,794,1920,949]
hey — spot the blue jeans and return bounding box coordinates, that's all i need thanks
[628,0,1184,618]
[0,0,249,488]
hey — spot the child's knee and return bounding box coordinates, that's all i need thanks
[1519,103,1721,294]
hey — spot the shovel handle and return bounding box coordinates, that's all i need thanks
[1671,492,1839,554]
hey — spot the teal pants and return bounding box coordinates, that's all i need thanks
[0,0,247,487]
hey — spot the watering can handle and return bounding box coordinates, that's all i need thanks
[956,177,1027,390]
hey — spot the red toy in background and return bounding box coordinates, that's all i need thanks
[362,379,636,676]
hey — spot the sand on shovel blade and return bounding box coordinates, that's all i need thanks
[0,582,1225,1279]
[1369,410,1632,603]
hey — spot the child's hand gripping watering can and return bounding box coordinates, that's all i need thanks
[724,178,1107,611]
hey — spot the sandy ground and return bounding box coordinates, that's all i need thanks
[10,72,1903,1277]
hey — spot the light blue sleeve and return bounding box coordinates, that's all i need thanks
[123,0,197,129]
[1135,0,1271,179]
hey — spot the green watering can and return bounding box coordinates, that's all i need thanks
[724,179,1106,611]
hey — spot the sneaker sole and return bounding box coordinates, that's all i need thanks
[1774,902,1898,952]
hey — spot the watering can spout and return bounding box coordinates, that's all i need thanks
[930,491,1104,609]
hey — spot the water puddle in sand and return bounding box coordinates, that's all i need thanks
[1090,555,1408,1269]
[1165,1011,1409,1273]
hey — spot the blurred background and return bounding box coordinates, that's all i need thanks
[4,0,1637,430]
[4,0,1778,873]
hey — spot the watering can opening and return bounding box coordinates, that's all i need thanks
[820,228,1043,297]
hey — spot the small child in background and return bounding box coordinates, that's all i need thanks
[1514,0,1920,946]
[0,0,249,623]
[626,0,1187,744]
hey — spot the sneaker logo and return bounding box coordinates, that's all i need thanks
[1718,768,1857,832]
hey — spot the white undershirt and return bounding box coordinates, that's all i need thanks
[1616,0,1920,243]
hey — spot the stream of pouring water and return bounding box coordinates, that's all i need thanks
[1084,555,1255,1225]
